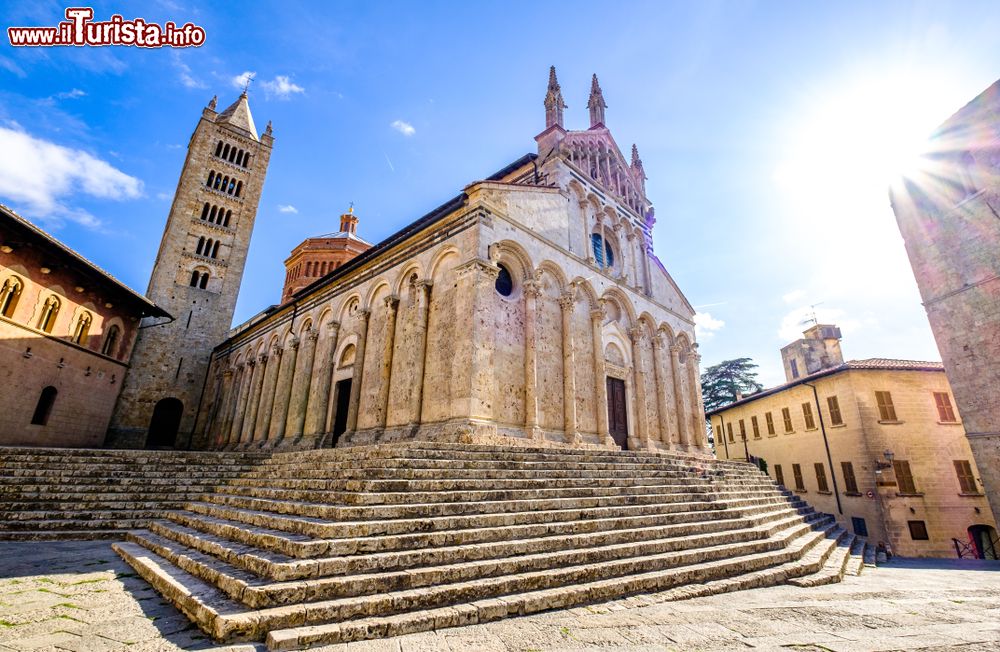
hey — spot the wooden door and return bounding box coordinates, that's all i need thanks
[606,377,628,450]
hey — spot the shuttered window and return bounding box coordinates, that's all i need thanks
[893,460,917,494]
[792,464,805,491]
[814,463,829,492]
[765,412,775,435]
[935,392,957,422]
[827,396,843,426]
[802,402,816,429]
[782,407,794,433]
[841,461,859,494]
[739,419,746,440]
[774,464,784,487]
[954,460,977,493]
[875,391,897,421]
[751,416,761,439]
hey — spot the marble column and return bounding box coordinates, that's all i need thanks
[268,335,299,445]
[671,344,692,448]
[228,361,251,447]
[688,351,706,449]
[218,365,239,447]
[627,232,639,289]
[304,321,340,436]
[213,368,234,448]
[581,201,594,264]
[590,304,613,445]
[651,334,673,448]
[345,309,370,432]
[241,353,267,445]
[629,327,650,449]
[253,344,282,443]
[523,278,541,440]
[409,280,433,425]
[559,288,579,444]
[377,295,400,429]
[286,326,317,439]
[642,239,654,296]
[600,216,610,271]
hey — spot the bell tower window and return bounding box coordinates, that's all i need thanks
[591,233,614,269]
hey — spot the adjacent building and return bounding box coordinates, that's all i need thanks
[192,69,709,454]
[280,207,372,303]
[0,204,168,447]
[890,78,1000,528]
[709,325,997,559]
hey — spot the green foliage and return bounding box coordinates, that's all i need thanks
[700,357,764,413]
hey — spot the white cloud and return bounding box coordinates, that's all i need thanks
[0,56,26,78]
[231,72,305,99]
[231,70,255,90]
[782,289,805,304]
[156,192,171,201]
[172,52,205,89]
[391,120,415,137]
[0,125,143,229]
[56,88,86,100]
[278,204,298,214]
[260,75,304,99]
[695,312,725,341]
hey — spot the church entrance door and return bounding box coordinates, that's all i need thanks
[606,377,628,450]
[329,379,351,448]
[147,397,183,449]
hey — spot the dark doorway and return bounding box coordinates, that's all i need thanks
[329,379,352,448]
[969,524,998,560]
[147,397,183,449]
[606,376,628,450]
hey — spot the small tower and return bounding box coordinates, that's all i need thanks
[631,143,647,195]
[280,206,371,304]
[587,74,607,128]
[543,66,567,130]
[108,91,274,449]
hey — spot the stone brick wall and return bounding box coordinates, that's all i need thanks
[890,79,1000,526]
[713,367,996,558]
[108,97,272,449]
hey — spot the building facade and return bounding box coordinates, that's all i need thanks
[192,69,709,454]
[0,204,167,447]
[710,326,997,559]
[280,208,372,303]
[107,93,274,449]
[890,79,1000,526]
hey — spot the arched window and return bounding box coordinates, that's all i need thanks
[223,210,231,227]
[200,203,209,220]
[228,179,236,195]
[37,296,60,333]
[101,324,120,357]
[211,241,220,258]
[71,311,92,345]
[196,236,206,255]
[199,271,209,289]
[209,205,217,223]
[30,386,57,425]
[190,270,201,287]
[495,263,514,297]
[238,150,246,166]
[235,181,243,198]
[591,233,615,269]
[213,173,222,190]
[206,171,215,187]
[228,147,236,163]
[0,276,23,318]
[214,141,223,157]
[243,153,251,169]
[222,144,230,160]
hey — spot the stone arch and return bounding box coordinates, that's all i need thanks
[570,277,600,309]
[364,280,391,311]
[489,240,534,282]
[638,312,658,338]
[337,295,362,323]
[428,246,461,281]
[535,260,568,292]
[100,315,126,357]
[657,322,676,346]
[600,287,636,328]
[337,339,358,368]
[393,261,425,297]
[297,316,314,337]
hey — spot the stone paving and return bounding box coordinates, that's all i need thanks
[1,541,998,652]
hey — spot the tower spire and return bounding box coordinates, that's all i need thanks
[587,74,607,128]
[543,66,567,130]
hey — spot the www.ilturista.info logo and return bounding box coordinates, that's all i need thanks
[7,7,206,48]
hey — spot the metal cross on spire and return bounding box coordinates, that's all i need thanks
[242,73,255,95]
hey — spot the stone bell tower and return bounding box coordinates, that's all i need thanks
[107,92,274,449]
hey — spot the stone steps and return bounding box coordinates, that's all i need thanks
[844,537,867,576]
[786,527,854,587]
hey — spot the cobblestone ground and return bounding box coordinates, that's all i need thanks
[0,541,998,652]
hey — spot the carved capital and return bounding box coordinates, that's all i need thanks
[271,344,283,357]
[628,326,644,344]
[590,305,606,322]
[558,289,577,311]
[669,344,682,356]
[326,319,341,334]
[384,295,400,310]
[306,327,319,342]
[355,308,371,325]
[257,353,268,364]
[288,336,300,351]
[223,368,233,378]
[653,334,666,349]
[523,279,542,299]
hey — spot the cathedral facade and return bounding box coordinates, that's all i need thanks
[192,69,708,453]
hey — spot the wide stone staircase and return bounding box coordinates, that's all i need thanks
[0,447,267,539]
[1,442,870,649]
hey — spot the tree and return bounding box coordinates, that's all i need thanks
[700,357,764,413]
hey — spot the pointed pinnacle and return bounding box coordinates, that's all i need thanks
[587,73,607,109]
[548,65,559,90]
[631,144,641,166]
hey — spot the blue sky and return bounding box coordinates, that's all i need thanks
[2,0,998,387]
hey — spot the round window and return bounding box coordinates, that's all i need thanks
[495,263,514,297]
